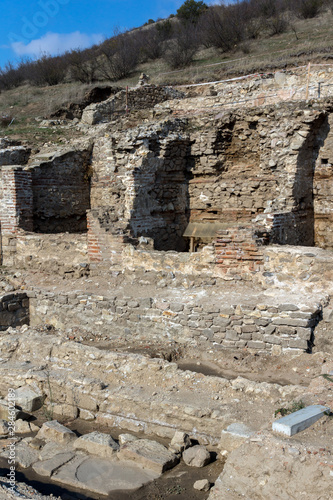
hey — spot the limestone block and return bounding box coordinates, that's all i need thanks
[14,385,45,412]
[169,431,191,453]
[219,423,255,452]
[182,445,211,467]
[36,421,77,444]
[74,431,119,458]
[15,419,39,434]
[118,439,179,473]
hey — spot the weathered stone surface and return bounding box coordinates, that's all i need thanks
[118,439,179,473]
[118,433,139,445]
[39,441,74,460]
[1,441,39,468]
[52,455,159,495]
[169,431,191,454]
[0,420,8,436]
[15,419,39,434]
[219,423,255,451]
[73,431,119,458]
[33,452,75,477]
[14,385,45,412]
[182,445,211,467]
[36,421,77,444]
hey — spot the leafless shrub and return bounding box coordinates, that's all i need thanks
[99,31,139,81]
[292,0,324,19]
[266,12,290,35]
[28,54,68,86]
[0,61,25,90]
[68,47,99,84]
[199,6,245,52]
[164,24,199,69]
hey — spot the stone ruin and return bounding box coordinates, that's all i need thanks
[0,72,332,499]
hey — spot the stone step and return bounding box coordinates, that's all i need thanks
[272,405,330,436]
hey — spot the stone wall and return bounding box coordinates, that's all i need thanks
[29,289,322,353]
[0,292,29,331]
[81,85,185,125]
[86,103,333,278]
[262,245,333,288]
[12,233,89,276]
[0,145,30,166]
[28,149,92,233]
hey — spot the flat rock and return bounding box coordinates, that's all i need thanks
[33,452,75,477]
[36,421,77,444]
[53,455,159,495]
[118,439,179,473]
[14,386,45,412]
[73,431,119,458]
[183,446,211,467]
[39,441,74,460]
[2,441,39,468]
[194,479,211,491]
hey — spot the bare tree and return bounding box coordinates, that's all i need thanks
[164,23,199,69]
[68,47,99,83]
[99,31,139,81]
[28,54,68,86]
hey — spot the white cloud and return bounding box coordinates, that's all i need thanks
[11,31,104,57]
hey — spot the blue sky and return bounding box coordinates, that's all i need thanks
[0,0,196,68]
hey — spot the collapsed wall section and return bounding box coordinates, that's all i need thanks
[81,85,185,125]
[0,292,29,331]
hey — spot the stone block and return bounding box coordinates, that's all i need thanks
[241,325,258,333]
[74,431,119,458]
[247,341,266,349]
[118,439,178,474]
[288,338,309,350]
[219,423,255,451]
[272,405,330,436]
[264,335,281,345]
[36,421,77,444]
[225,330,239,341]
[14,385,45,412]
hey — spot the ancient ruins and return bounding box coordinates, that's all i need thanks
[0,67,332,499]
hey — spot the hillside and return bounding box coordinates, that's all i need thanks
[1,7,333,146]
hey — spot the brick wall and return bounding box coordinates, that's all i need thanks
[215,225,264,279]
[0,166,33,235]
[87,208,128,267]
